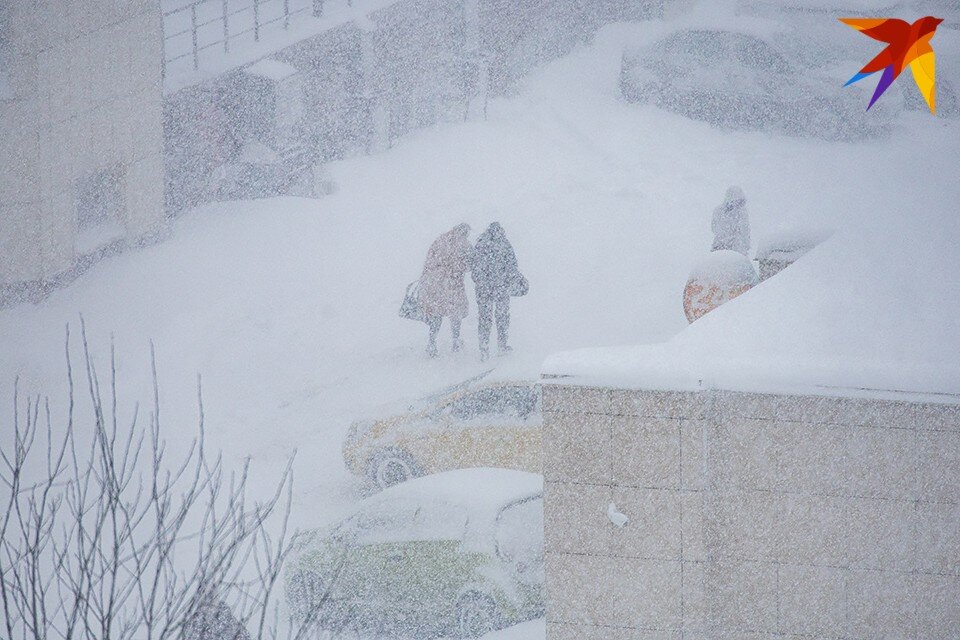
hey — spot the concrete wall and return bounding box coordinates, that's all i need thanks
[542,385,960,639]
[0,0,165,298]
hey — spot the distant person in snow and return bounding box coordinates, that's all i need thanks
[711,186,751,256]
[420,224,474,358]
[471,222,526,361]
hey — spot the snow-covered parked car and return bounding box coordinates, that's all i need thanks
[206,141,326,201]
[285,469,545,639]
[620,29,897,140]
[343,378,542,491]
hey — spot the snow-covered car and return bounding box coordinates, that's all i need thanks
[343,379,542,491]
[206,141,323,200]
[285,469,544,639]
[620,29,896,140]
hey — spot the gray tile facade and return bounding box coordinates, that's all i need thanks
[542,385,960,639]
[1,1,165,296]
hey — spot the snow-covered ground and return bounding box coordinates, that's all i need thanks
[3,15,959,638]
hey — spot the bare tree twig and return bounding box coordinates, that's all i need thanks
[0,325,335,640]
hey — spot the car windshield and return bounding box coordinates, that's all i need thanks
[415,499,469,542]
[658,30,728,68]
[495,497,544,566]
[734,34,792,74]
[418,370,493,406]
[447,385,539,421]
[349,500,421,545]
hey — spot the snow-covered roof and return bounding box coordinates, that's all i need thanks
[243,58,299,81]
[337,469,542,552]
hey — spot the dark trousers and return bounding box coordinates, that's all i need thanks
[427,316,461,346]
[478,292,510,350]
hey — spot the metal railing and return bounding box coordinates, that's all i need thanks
[162,0,352,79]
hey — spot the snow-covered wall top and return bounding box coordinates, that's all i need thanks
[542,211,960,400]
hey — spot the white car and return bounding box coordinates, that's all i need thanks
[286,469,544,639]
[620,28,897,140]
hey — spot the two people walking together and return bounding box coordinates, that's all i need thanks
[404,223,527,360]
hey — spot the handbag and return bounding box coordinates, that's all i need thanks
[508,272,529,297]
[399,280,428,322]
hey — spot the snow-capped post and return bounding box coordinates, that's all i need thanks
[357,15,389,153]
[462,0,485,121]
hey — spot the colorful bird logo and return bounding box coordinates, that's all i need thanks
[840,16,943,113]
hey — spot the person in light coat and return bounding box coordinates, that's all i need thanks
[419,224,473,357]
[711,186,751,256]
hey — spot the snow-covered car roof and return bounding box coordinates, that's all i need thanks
[365,467,542,517]
[364,374,538,421]
[621,13,790,58]
[300,468,543,552]
[344,468,543,553]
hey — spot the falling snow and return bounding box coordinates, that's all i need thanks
[2,0,959,639]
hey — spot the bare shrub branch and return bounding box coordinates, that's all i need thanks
[0,324,335,640]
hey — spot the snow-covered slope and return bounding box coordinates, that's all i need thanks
[3,23,704,521]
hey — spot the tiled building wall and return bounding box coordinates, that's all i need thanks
[0,0,164,293]
[542,385,960,639]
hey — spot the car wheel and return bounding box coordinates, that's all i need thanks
[368,448,423,490]
[455,592,500,638]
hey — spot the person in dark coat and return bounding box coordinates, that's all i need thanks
[471,222,521,360]
[420,224,473,357]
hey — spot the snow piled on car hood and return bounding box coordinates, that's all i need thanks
[373,468,543,517]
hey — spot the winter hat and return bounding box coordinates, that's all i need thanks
[724,186,746,206]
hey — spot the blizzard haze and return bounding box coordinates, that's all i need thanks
[1,1,959,639]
